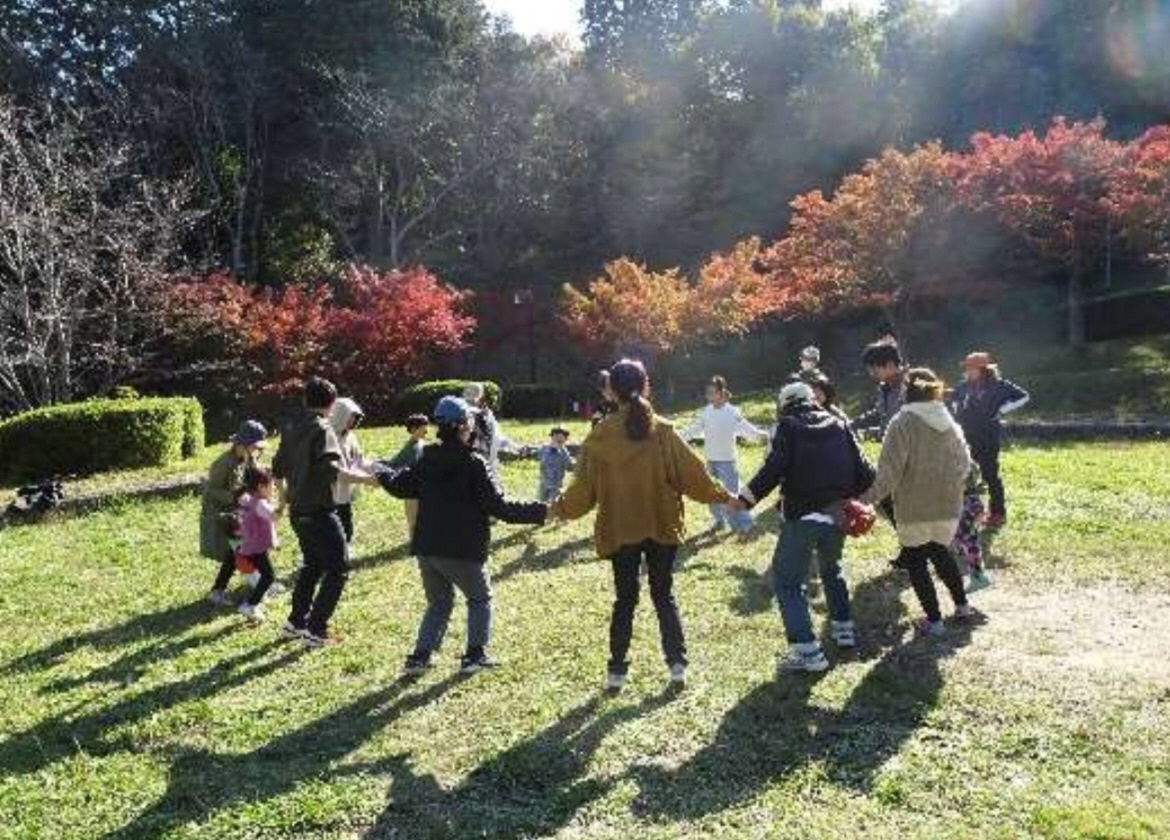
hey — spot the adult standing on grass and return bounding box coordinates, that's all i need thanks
[377,396,548,675]
[854,341,906,441]
[552,359,733,691]
[463,382,517,485]
[731,382,876,674]
[950,352,1030,528]
[862,368,979,637]
[202,420,268,606]
[273,377,379,648]
[680,375,770,536]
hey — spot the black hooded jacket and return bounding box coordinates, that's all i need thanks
[744,404,876,521]
[378,439,546,562]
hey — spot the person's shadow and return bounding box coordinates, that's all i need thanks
[361,690,678,839]
[492,536,594,584]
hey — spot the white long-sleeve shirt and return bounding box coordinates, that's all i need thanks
[681,403,769,462]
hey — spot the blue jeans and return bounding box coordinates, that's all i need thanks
[708,461,753,532]
[414,556,493,656]
[772,519,851,645]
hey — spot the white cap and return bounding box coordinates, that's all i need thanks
[778,381,816,410]
[801,345,821,362]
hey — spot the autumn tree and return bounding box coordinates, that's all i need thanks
[953,118,1126,348]
[1109,124,1170,265]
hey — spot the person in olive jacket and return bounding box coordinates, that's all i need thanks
[202,420,268,606]
[378,395,547,676]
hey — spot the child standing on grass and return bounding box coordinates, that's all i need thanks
[203,420,268,606]
[384,414,429,536]
[538,427,574,504]
[236,467,283,622]
[553,360,733,690]
[950,352,1030,529]
[953,465,993,593]
[330,398,366,545]
[681,376,769,535]
[377,396,548,675]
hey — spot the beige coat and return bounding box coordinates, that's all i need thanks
[863,401,973,547]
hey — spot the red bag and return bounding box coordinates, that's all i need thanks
[842,500,877,538]
[235,552,258,575]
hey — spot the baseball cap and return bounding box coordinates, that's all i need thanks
[434,395,477,425]
[231,420,268,448]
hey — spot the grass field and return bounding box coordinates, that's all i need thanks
[2,418,1169,840]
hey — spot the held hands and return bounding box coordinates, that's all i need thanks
[727,497,750,513]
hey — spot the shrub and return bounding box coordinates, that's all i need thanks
[393,380,502,420]
[501,384,573,418]
[0,397,205,484]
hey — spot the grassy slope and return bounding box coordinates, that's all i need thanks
[1,419,1169,840]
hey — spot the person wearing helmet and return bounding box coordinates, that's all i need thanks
[732,381,876,675]
[377,396,548,676]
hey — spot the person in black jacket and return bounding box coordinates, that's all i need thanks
[853,342,906,441]
[950,352,1030,528]
[378,395,547,675]
[731,382,876,675]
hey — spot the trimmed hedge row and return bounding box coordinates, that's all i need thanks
[0,397,204,483]
[392,380,502,419]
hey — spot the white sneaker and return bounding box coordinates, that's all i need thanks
[669,663,687,685]
[777,647,830,675]
[831,621,857,649]
[266,582,287,599]
[279,621,306,640]
[238,602,265,622]
[605,672,627,691]
[207,589,232,607]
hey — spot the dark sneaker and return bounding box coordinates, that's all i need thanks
[460,652,499,674]
[403,654,433,675]
[302,631,342,649]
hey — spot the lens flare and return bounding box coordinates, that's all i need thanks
[1106,1,1170,91]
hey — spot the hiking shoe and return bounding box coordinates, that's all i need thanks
[302,631,342,649]
[238,602,265,622]
[279,621,306,641]
[914,617,946,638]
[460,652,499,674]
[966,569,993,593]
[831,621,857,649]
[403,654,433,676]
[207,589,232,607]
[605,671,628,691]
[777,648,830,675]
[669,663,687,685]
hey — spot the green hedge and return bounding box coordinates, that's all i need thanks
[0,396,205,483]
[502,384,573,419]
[393,380,502,420]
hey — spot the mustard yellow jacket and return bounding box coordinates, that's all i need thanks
[552,408,731,558]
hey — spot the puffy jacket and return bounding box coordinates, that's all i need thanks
[379,440,546,563]
[744,404,876,521]
[551,408,731,558]
[950,377,1029,446]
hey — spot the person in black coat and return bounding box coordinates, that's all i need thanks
[950,352,1030,527]
[378,396,547,675]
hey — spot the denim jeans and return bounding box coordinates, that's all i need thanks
[608,540,685,673]
[414,556,493,656]
[708,461,753,532]
[288,510,350,637]
[772,518,851,645]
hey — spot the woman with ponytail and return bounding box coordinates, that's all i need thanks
[553,359,732,690]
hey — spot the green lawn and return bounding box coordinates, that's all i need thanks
[1,421,1169,839]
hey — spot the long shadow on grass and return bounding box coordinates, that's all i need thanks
[493,536,594,584]
[98,676,462,840]
[361,691,677,840]
[0,641,301,778]
[632,567,980,819]
[350,543,414,573]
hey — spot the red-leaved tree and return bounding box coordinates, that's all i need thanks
[1109,124,1170,266]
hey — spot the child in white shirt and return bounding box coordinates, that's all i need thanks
[681,376,769,533]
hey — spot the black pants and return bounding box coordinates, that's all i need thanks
[288,510,350,637]
[608,540,685,673]
[337,502,354,543]
[898,542,967,623]
[243,552,276,606]
[212,549,236,592]
[971,442,1005,518]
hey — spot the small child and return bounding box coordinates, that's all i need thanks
[799,345,821,376]
[330,397,366,545]
[236,467,283,622]
[385,414,429,535]
[953,465,993,593]
[538,427,575,504]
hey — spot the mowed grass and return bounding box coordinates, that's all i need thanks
[1,419,1169,840]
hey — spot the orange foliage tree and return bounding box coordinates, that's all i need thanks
[1109,124,1170,265]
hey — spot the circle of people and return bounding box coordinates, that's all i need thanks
[199,334,1029,687]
